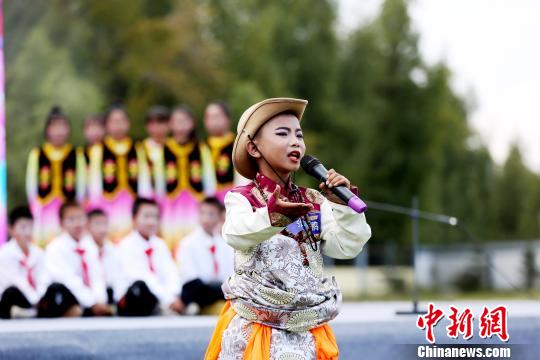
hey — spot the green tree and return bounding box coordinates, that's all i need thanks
[494,144,540,239]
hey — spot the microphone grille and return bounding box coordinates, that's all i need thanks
[300,155,320,174]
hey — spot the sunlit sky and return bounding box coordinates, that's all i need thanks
[338,0,540,172]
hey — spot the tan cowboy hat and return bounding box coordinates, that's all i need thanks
[232,97,308,179]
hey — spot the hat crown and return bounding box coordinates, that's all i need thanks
[232,98,308,179]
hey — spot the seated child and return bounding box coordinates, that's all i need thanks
[45,202,111,317]
[176,197,234,313]
[87,209,118,304]
[0,207,54,318]
[114,198,182,316]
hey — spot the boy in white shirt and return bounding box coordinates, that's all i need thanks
[45,202,111,317]
[114,198,182,316]
[0,206,80,318]
[176,197,234,313]
[0,206,48,318]
[87,209,118,304]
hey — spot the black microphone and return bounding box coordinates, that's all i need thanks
[300,155,367,213]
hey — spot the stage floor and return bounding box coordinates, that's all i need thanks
[0,300,538,359]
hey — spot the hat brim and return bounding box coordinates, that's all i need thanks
[232,98,308,180]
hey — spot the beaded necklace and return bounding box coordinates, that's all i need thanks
[254,177,319,266]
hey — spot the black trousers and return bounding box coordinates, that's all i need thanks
[0,283,79,319]
[107,287,114,305]
[0,286,32,319]
[180,279,224,308]
[117,280,158,317]
[37,283,79,318]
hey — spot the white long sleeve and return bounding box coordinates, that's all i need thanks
[177,227,235,286]
[0,241,51,305]
[45,234,107,308]
[222,192,286,251]
[319,199,372,259]
[177,238,199,286]
[201,143,217,197]
[99,242,121,288]
[114,232,180,307]
[151,241,181,306]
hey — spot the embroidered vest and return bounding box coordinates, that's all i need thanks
[206,133,235,186]
[163,139,204,197]
[101,137,139,195]
[37,143,77,202]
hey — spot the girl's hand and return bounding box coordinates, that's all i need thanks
[319,169,350,190]
[271,185,313,219]
[318,169,351,205]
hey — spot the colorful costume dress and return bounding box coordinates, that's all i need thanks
[26,143,86,246]
[157,138,216,252]
[86,136,151,242]
[206,174,372,359]
[142,138,166,200]
[205,133,245,202]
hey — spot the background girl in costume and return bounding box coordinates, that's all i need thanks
[203,101,246,202]
[86,104,151,242]
[26,106,85,246]
[83,114,106,150]
[82,114,105,206]
[159,106,215,252]
[142,105,170,202]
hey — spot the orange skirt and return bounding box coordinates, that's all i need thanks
[205,301,339,359]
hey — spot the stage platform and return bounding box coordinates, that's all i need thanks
[0,300,538,359]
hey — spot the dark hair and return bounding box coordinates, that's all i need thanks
[87,208,106,220]
[200,197,225,212]
[44,105,69,138]
[173,105,195,121]
[132,197,159,217]
[273,110,298,118]
[207,100,231,119]
[146,105,170,124]
[9,206,33,226]
[59,201,83,220]
[84,114,105,127]
[104,102,129,125]
[171,105,197,141]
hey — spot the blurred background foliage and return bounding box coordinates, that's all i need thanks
[5,0,540,263]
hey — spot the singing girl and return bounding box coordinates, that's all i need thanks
[205,98,372,359]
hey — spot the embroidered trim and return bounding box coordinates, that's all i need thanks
[285,309,319,332]
[269,212,293,227]
[304,188,324,204]
[259,286,297,305]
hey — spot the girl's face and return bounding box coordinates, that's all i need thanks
[84,121,105,145]
[204,104,230,136]
[46,119,70,147]
[106,109,130,139]
[248,114,305,178]
[146,119,169,143]
[170,111,195,143]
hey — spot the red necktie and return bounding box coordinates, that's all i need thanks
[209,244,219,277]
[75,248,91,287]
[19,257,36,290]
[145,247,155,273]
